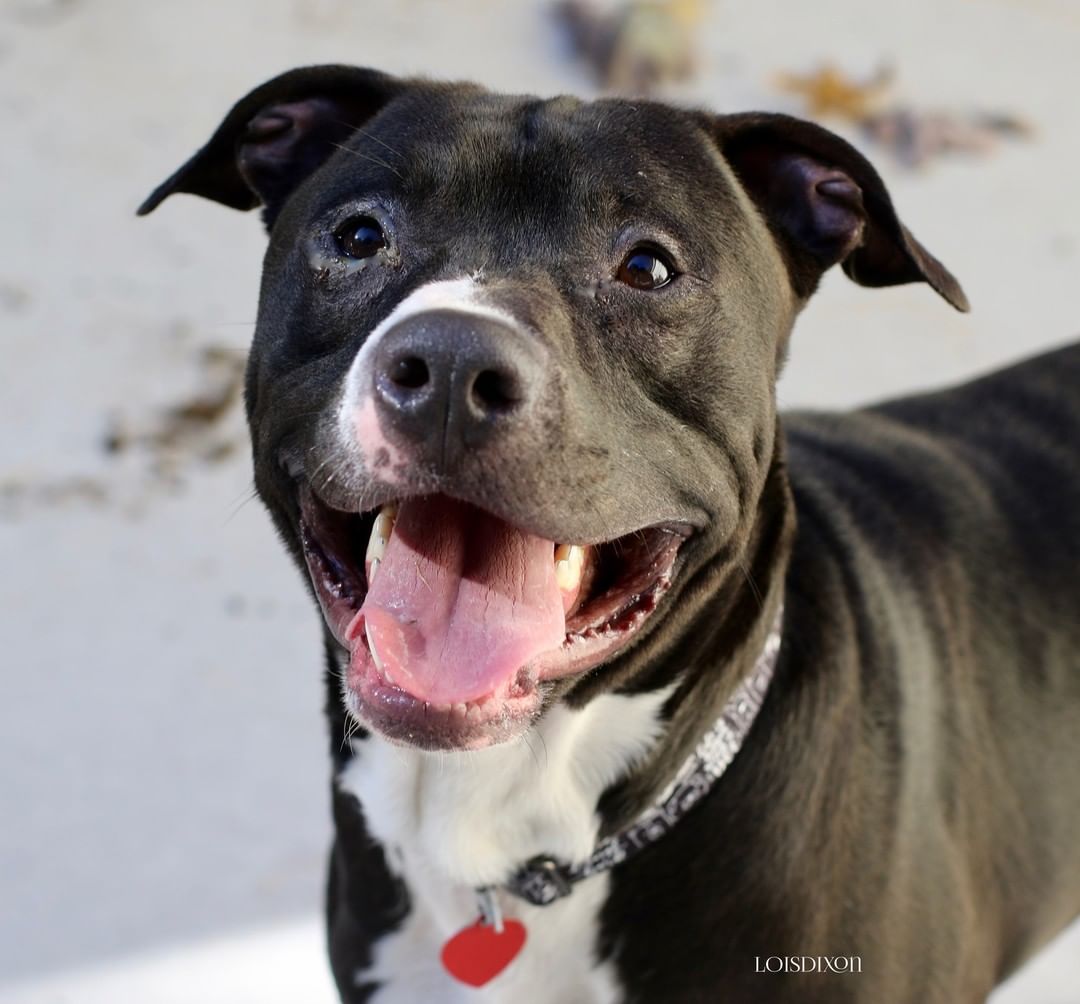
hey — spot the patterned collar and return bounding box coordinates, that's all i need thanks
[499,606,784,907]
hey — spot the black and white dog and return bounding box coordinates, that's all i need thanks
[140,66,1080,1003]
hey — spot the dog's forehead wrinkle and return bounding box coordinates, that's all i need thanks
[350,91,718,224]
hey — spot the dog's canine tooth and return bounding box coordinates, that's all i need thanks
[555,543,585,592]
[365,624,386,675]
[365,504,397,574]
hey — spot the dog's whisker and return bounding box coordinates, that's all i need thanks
[329,118,406,163]
[329,142,404,179]
[223,485,260,525]
[309,455,336,485]
[737,557,764,611]
[533,728,550,771]
[520,731,544,773]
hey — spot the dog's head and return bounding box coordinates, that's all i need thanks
[140,66,965,751]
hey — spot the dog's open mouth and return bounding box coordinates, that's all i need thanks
[297,489,688,747]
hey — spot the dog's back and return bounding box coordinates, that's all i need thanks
[783,341,1080,986]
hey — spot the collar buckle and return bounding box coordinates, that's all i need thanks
[507,855,574,906]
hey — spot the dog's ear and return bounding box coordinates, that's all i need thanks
[708,112,969,311]
[137,65,402,226]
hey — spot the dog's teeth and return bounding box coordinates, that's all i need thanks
[365,504,397,574]
[554,543,585,593]
[368,558,381,583]
[365,624,386,675]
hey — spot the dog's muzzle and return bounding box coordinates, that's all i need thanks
[371,308,548,470]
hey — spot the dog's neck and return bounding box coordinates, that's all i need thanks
[595,438,794,834]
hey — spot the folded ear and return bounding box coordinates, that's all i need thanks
[708,112,969,311]
[137,65,402,227]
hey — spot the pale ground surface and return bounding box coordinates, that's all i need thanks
[1,0,1078,1000]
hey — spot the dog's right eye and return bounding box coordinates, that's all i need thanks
[616,246,675,290]
[334,216,386,259]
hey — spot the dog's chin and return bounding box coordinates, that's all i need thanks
[292,481,691,751]
[340,656,543,751]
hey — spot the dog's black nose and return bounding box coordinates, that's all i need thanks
[372,309,544,466]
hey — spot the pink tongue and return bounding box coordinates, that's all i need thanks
[353,497,566,705]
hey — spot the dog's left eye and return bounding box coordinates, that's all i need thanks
[616,247,675,290]
[334,216,387,259]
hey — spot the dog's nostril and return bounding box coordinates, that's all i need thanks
[471,369,520,413]
[389,356,429,390]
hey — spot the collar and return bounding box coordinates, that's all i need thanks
[498,604,784,907]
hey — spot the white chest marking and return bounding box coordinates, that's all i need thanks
[338,691,671,1003]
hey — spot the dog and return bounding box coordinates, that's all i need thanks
[139,65,1080,1003]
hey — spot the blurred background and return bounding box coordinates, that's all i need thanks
[1,0,1078,1000]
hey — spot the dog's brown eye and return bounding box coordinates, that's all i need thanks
[616,247,675,290]
[335,216,386,259]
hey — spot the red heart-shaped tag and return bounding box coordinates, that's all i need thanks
[441,918,527,987]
